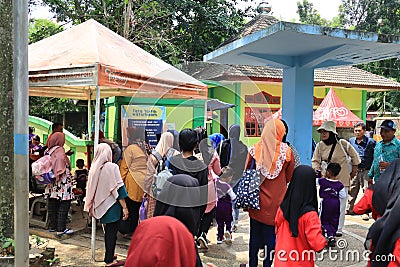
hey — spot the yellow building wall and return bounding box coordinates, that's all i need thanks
[230,83,364,146]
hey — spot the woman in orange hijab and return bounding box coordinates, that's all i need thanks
[45,132,75,237]
[246,118,295,267]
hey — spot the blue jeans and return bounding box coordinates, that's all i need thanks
[232,184,239,224]
[249,218,275,267]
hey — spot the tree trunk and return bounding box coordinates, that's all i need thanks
[0,0,14,237]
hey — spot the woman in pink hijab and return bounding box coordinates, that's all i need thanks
[85,143,129,267]
[45,132,75,237]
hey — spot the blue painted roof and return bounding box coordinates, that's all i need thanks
[204,21,400,69]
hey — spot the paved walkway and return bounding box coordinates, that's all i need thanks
[29,202,374,267]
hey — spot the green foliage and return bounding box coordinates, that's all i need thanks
[47,257,59,266]
[339,0,400,111]
[28,18,63,44]
[35,0,247,64]
[297,0,327,25]
[0,234,15,256]
[297,0,344,27]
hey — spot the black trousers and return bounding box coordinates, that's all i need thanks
[104,221,119,264]
[198,208,215,238]
[125,197,141,234]
[47,198,71,232]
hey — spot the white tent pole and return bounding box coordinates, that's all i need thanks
[91,85,101,260]
[88,94,92,138]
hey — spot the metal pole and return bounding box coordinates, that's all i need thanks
[13,0,29,266]
[91,85,101,260]
[88,95,92,137]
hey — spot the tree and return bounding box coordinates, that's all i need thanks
[297,0,344,27]
[28,18,63,44]
[297,0,328,25]
[34,0,247,64]
[339,0,400,112]
[0,0,14,239]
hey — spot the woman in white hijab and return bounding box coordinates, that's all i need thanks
[84,143,129,267]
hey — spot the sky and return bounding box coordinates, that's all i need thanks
[31,0,342,22]
[238,0,342,21]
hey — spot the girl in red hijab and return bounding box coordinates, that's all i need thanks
[125,216,197,267]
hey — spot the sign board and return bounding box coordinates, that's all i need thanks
[121,105,166,148]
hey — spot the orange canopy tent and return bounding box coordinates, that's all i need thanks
[271,88,362,127]
[28,19,207,100]
[313,88,362,127]
[28,19,208,259]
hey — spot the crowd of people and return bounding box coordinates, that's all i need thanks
[27,118,400,267]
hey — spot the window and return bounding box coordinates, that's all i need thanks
[245,107,278,136]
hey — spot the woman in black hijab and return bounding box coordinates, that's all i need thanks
[274,165,326,266]
[154,174,203,267]
[365,159,400,267]
[154,174,201,235]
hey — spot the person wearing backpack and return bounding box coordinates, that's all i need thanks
[144,132,179,218]
[45,132,75,237]
[169,129,208,217]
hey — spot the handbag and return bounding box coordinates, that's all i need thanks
[139,196,148,222]
[321,142,337,176]
[235,158,260,210]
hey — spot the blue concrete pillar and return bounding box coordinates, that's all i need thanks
[282,66,314,164]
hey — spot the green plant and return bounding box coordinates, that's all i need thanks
[47,257,59,266]
[0,236,15,256]
[29,235,49,249]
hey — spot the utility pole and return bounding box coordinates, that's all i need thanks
[14,0,30,266]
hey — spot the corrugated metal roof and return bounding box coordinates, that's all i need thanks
[178,62,400,90]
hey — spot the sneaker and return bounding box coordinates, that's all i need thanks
[328,236,336,247]
[217,237,223,244]
[361,214,370,221]
[224,231,232,244]
[56,228,74,237]
[197,236,208,249]
[335,231,342,237]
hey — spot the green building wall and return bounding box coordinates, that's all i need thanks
[28,116,91,169]
[104,96,206,142]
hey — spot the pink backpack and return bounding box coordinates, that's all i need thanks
[31,146,60,184]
